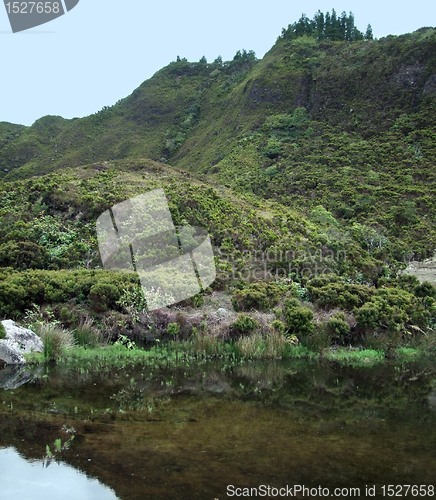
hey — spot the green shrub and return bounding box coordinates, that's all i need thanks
[354,303,380,329]
[167,323,180,336]
[306,275,374,310]
[271,319,286,334]
[232,314,258,333]
[283,298,300,310]
[88,281,121,313]
[355,287,430,333]
[0,322,6,340]
[326,312,350,338]
[232,282,282,311]
[283,299,314,336]
[0,241,49,270]
[0,269,138,318]
[60,307,72,324]
[414,281,436,298]
[262,139,283,159]
[377,274,421,293]
[273,308,283,320]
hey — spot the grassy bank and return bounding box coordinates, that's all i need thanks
[24,333,435,370]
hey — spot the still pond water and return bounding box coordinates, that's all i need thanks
[1,357,436,499]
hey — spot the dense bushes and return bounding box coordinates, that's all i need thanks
[0,241,49,270]
[232,282,283,311]
[89,281,121,312]
[354,287,432,333]
[232,313,258,333]
[306,275,375,310]
[283,298,314,336]
[0,268,139,318]
[326,312,350,338]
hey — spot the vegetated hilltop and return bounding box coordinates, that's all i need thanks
[1,17,436,263]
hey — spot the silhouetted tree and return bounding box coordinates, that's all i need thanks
[280,9,368,43]
[365,24,374,40]
[314,10,325,40]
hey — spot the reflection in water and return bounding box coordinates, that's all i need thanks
[0,447,119,500]
[1,358,436,499]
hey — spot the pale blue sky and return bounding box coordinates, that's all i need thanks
[1,0,435,126]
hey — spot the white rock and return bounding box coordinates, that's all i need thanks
[216,308,228,318]
[0,320,43,365]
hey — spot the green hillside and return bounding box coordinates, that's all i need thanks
[1,13,436,357]
[2,26,436,258]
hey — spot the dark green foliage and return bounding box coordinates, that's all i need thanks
[365,24,374,41]
[414,281,436,298]
[233,49,256,63]
[232,282,282,311]
[354,287,430,333]
[0,241,49,270]
[232,313,258,333]
[377,274,421,293]
[306,275,375,310]
[0,268,138,318]
[283,298,300,310]
[281,9,364,42]
[264,108,309,140]
[326,312,350,338]
[167,323,180,336]
[0,322,6,339]
[60,307,73,325]
[354,303,380,329]
[89,281,121,313]
[271,319,285,334]
[283,299,314,336]
[262,139,282,159]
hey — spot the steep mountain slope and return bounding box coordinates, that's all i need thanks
[1,25,436,263]
[3,28,435,177]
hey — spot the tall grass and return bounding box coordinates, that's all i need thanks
[236,333,265,359]
[235,331,292,360]
[37,323,75,361]
[191,332,223,356]
[74,319,101,348]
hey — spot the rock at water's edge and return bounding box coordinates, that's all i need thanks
[0,320,43,365]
